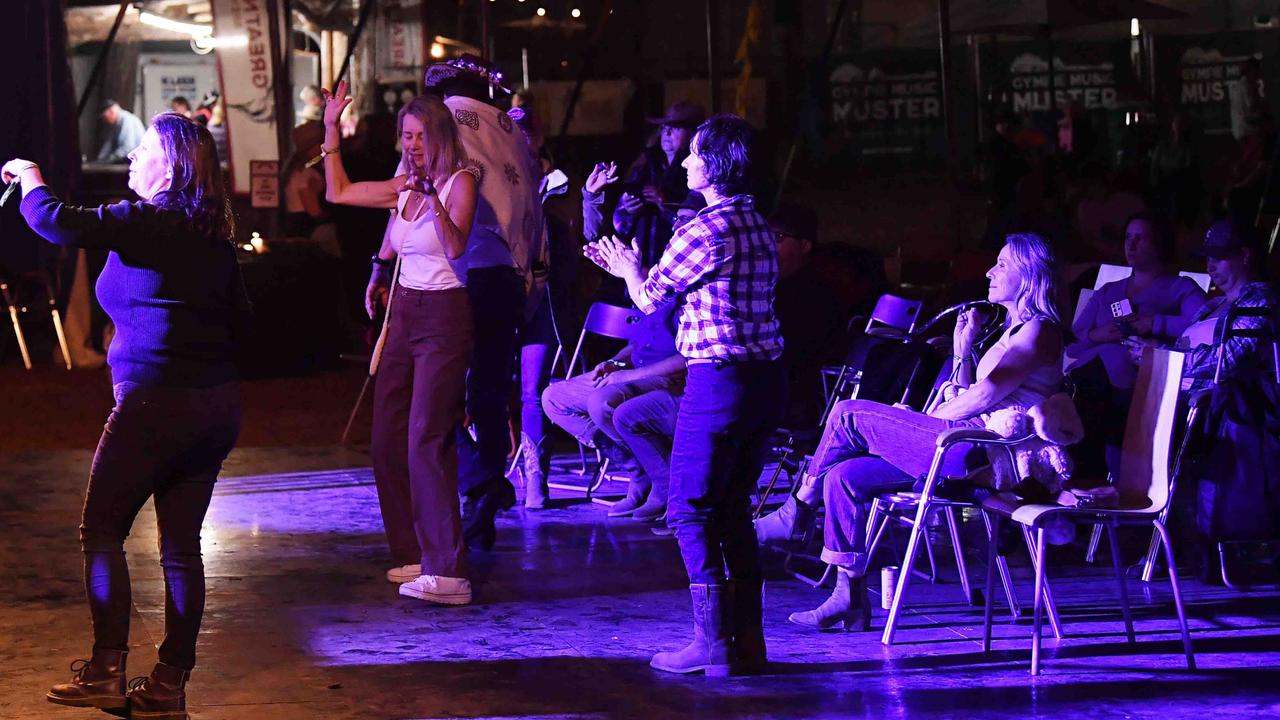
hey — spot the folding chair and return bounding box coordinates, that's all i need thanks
[544,302,641,501]
[863,293,922,338]
[0,270,72,371]
[1093,262,1211,294]
[979,348,1194,675]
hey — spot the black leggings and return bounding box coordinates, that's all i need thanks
[81,381,240,670]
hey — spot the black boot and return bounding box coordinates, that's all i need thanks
[650,584,732,676]
[463,477,516,550]
[46,648,127,710]
[729,580,767,674]
[126,662,190,719]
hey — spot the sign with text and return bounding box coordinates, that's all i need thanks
[250,160,279,208]
[1155,33,1269,138]
[211,0,286,194]
[375,0,425,83]
[140,62,219,121]
[983,41,1130,115]
[828,51,944,161]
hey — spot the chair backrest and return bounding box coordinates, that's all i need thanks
[1093,263,1212,294]
[1117,347,1186,513]
[563,302,643,378]
[865,293,921,335]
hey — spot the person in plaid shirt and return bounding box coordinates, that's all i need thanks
[588,114,785,677]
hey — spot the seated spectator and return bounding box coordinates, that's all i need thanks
[770,235,1067,629]
[541,301,685,521]
[1069,211,1207,391]
[1068,211,1206,478]
[770,204,847,427]
[1129,219,1280,580]
[613,102,705,268]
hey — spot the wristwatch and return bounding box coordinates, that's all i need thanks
[371,255,393,267]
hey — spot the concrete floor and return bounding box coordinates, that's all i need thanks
[3,447,1279,720]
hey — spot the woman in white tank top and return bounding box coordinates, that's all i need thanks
[319,81,482,606]
[773,234,1066,631]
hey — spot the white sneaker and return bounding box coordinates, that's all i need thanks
[386,564,422,584]
[398,574,472,605]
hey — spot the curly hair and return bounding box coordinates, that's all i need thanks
[690,113,754,196]
[147,112,235,242]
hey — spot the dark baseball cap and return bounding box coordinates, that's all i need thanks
[769,203,820,244]
[1197,219,1258,258]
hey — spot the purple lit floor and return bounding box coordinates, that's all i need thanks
[3,447,1279,719]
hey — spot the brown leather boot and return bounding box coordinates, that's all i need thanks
[46,648,127,710]
[127,662,190,719]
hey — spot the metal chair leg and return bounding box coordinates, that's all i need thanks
[1022,525,1063,640]
[982,511,1020,618]
[2,281,32,370]
[945,507,975,605]
[1085,522,1103,563]
[881,489,936,645]
[983,511,999,653]
[1031,526,1048,676]
[1140,517,1166,582]
[1106,522,1136,643]
[339,374,372,446]
[43,280,72,370]
[864,499,890,563]
[920,513,940,583]
[1154,519,1196,670]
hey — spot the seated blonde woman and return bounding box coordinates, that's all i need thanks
[786,233,1067,629]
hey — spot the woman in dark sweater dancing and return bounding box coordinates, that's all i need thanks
[5,112,245,720]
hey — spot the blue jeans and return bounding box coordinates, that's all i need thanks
[668,360,785,585]
[809,400,979,570]
[612,382,682,489]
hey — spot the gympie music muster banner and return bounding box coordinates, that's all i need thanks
[211,0,285,194]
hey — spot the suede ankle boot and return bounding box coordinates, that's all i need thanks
[520,432,549,510]
[729,580,767,674]
[650,584,732,676]
[46,648,127,710]
[127,662,190,719]
[754,494,814,546]
[788,568,865,631]
[607,475,651,516]
[631,473,668,522]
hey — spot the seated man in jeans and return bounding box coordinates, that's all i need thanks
[542,301,684,520]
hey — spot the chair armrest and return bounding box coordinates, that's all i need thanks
[935,427,1035,448]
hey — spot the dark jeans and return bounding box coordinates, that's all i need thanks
[612,383,682,490]
[81,380,240,671]
[457,266,524,497]
[371,286,473,576]
[668,360,785,585]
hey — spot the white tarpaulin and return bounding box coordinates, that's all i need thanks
[211,0,285,194]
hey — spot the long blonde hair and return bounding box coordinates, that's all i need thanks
[1003,233,1061,324]
[397,94,467,183]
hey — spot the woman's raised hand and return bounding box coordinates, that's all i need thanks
[584,162,619,194]
[322,80,353,128]
[1,159,37,184]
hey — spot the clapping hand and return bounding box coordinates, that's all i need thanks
[322,80,353,128]
[585,162,619,193]
[584,235,642,279]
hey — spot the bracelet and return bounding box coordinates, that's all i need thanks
[320,145,340,159]
[371,255,393,267]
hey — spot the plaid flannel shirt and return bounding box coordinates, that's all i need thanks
[634,195,783,362]
[1181,281,1279,393]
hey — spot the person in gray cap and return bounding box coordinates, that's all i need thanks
[96,99,146,163]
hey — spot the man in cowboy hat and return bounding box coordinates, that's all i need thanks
[611,101,706,271]
[423,53,543,550]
